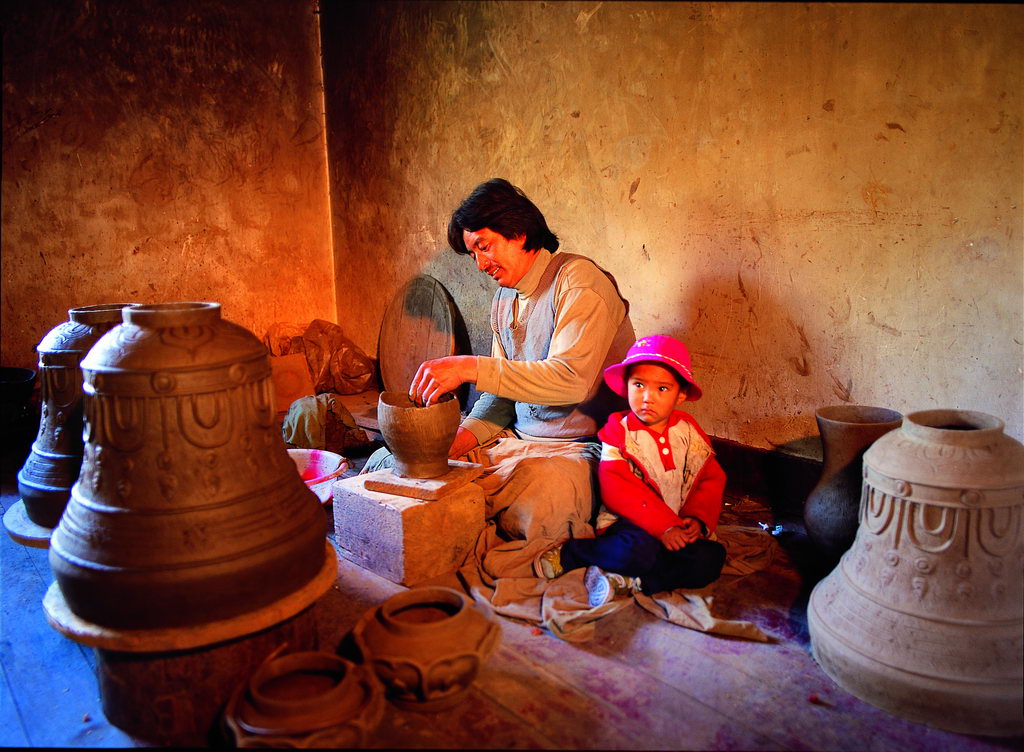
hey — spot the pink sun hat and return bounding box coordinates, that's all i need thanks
[603,334,703,401]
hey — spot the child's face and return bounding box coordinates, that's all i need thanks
[626,362,686,433]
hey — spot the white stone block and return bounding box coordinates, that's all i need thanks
[331,473,485,586]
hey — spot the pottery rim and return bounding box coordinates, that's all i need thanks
[122,301,221,327]
[379,391,456,410]
[239,651,369,734]
[902,409,1005,446]
[375,586,469,636]
[68,303,132,326]
[815,404,903,426]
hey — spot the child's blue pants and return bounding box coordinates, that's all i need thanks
[560,518,727,594]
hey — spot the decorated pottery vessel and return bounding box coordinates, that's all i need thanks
[48,302,327,630]
[808,409,1024,736]
[224,649,384,748]
[17,304,129,528]
[377,392,459,478]
[352,586,501,711]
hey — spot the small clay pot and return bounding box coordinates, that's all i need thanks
[377,392,459,479]
[224,649,384,748]
[352,586,501,712]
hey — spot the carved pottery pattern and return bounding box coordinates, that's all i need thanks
[808,409,1024,736]
[371,651,485,705]
[855,485,1021,611]
[353,586,501,712]
[49,302,326,630]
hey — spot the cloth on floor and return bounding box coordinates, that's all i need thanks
[365,434,779,643]
[449,434,602,631]
[460,523,778,643]
[633,525,779,641]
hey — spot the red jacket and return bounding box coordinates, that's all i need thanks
[596,409,726,539]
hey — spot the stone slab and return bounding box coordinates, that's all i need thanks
[332,474,484,586]
[3,500,53,548]
[43,541,338,652]
[362,460,484,500]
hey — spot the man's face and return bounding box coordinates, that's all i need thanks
[463,228,535,288]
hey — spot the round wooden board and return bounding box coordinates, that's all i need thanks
[378,275,456,393]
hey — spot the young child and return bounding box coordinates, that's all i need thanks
[538,334,728,607]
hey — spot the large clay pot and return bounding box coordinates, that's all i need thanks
[352,586,501,711]
[17,304,128,528]
[803,405,902,562]
[808,409,1024,736]
[377,392,459,478]
[49,302,327,630]
[223,649,385,748]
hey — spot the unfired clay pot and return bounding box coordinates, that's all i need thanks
[352,586,501,711]
[223,649,384,748]
[48,302,327,630]
[377,392,459,478]
[803,405,902,563]
[17,304,129,528]
[808,409,1024,736]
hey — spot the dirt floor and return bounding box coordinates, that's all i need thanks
[2,438,1021,749]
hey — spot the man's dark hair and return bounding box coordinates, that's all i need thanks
[447,178,560,254]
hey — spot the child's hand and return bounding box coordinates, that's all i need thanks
[662,519,701,551]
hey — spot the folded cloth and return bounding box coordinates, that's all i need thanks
[282,395,329,449]
[282,393,365,452]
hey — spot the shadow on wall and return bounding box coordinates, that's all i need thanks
[677,268,834,452]
[668,270,827,515]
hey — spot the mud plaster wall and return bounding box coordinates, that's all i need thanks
[1,0,335,367]
[323,1,1023,454]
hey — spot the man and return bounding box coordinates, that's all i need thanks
[408,177,634,545]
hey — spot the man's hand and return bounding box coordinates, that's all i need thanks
[661,518,702,551]
[448,426,479,459]
[409,356,478,406]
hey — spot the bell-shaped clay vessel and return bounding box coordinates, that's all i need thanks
[352,586,501,711]
[377,392,459,479]
[803,405,902,563]
[224,649,384,747]
[808,409,1024,736]
[17,304,129,528]
[48,302,327,630]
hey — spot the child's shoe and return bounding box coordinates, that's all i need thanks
[538,544,565,579]
[584,566,640,607]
